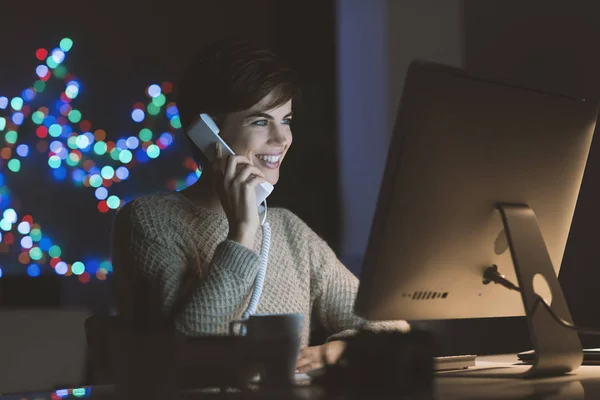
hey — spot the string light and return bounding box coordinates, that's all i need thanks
[0,37,198,282]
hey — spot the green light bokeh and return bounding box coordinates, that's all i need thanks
[48,156,62,169]
[30,228,42,242]
[93,141,107,155]
[5,131,18,144]
[29,247,43,261]
[119,150,133,164]
[10,97,23,111]
[89,174,103,188]
[110,148,120,161]
[33,80,46,92]
[67,136,79,149]
[7,159,21,172]
[170,116,182,129]
[59,38,74,52]
[147,103,160,115]
[31,111,45,125]
[146,144,160,159]
[138,128,152,142]
[152,94,166,107]
[72,261,85,275]
[68,109,82,123]
[48,245,62,258]
[54,65,67,79]
[48,124,62,137]
[101,166,115,180]
[107,196,121,209]
[46,56,58,69]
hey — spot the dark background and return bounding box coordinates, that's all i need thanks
[2,0,600,356]
[0,1,339,314]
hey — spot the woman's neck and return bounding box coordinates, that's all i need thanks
[178,172,224,213]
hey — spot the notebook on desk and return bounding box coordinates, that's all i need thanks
[518,349,600,364]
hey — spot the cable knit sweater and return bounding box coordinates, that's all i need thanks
[111,192,407,347]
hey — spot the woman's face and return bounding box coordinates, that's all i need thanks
[218,91,293,185]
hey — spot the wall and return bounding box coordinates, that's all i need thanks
[464,0,600,349]
[336,0,463,272]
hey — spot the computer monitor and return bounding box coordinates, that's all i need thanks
[354,61,599,376]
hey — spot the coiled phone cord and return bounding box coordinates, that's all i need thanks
[241,199,270,323]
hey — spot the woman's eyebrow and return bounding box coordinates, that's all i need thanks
[245,112,274,120]
[244,111,293,120]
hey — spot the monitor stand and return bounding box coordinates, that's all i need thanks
[497,203,583,378]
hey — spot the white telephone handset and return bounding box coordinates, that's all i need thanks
[186,113,272,323]
[186,113,274,206]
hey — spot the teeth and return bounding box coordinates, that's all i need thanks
[256,154,281,163]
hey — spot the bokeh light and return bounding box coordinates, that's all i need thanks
[59,38,73,52]
[27,264,41,277]
[71,261,85,275]
[147,84,161,98]
[21,236,33,249]
[116,166,129,180]
[36,48,48,61]
[11,97,23,111]
[55,261,68,275]
[131,109,145,123]
[0,38,186,283]
[16,144,29,157]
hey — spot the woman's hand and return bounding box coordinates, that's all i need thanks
[212,143,267,249]
[296,340,347,374]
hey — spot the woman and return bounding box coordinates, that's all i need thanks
[111,39,407,374]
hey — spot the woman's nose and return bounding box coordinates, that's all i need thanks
[269,124,289,145]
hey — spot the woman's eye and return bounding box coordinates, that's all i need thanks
[282,118,292,125]
[251,119,268,126]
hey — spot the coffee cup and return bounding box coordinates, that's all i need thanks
[230,313,304,387]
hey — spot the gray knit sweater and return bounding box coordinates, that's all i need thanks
[111,192,407,347]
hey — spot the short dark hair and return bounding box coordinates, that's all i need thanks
[176,39,300,168]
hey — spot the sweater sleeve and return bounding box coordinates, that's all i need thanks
[111,201,259,336]
[308,226,410,342]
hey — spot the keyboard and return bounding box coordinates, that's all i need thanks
[434,354,477,371]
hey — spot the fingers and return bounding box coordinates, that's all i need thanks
[232,164,266,187]
[296,360,323,374]
[223,155,265,187]
[296,346,326,374]
[245,174,267,189]
[212,143,266,182]
[296,356,323,374]
[295,343,347,374]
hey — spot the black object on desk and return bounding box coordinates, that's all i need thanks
[312,328,435,399]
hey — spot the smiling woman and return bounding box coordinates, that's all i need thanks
[110,39,408,375]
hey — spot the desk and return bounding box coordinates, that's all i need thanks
[5,355,600,399]
[436,354,600,399]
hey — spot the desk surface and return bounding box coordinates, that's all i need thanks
[5,355,600,399]
[436,354,600,399]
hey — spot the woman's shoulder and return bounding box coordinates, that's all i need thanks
[116,191,189,227]
[269,208,316,239]
[270,207,304,225]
